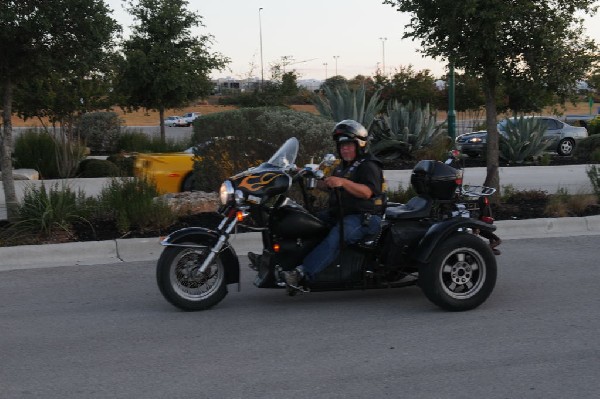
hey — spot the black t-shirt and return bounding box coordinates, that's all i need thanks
[329,155,383,215]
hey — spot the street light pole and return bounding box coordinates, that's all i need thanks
[323,62,328,80]
[379,37,387,75]
[259,7,264,89]
[333,55,339,76]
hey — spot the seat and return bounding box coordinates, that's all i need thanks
[384,196,432,220]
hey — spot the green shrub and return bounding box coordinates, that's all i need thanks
[191,107,335,190]
[96,177,175,234]
[387,183,417,204]
[77,159,121,178]
[13,129,60,178]
[372,101,446,161]
[14,183,92,237]
[573,134,600,162]
[75,111,122,154]
[499,116,551,164]
[587,165,600,199]
[106,153,135,176]
[587,116,600,136]
[116,130,189,153]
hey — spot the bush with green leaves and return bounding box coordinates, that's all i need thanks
[499,116,551,164]
[77,158,122,178]
[96,177,175,234]
[13,129,86,179]
[116,130,190,153]
[106,153,135,176]
[587,165,600,199]
[370,101,446,161]
[13,183,92,238]
[587,116,600,136]
[75,111,123,154]
[573,134,600,162]
[13,129,60,178]
[312,83,383,131]
[191,107,335,192]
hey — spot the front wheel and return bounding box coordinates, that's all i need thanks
[557,138,574,156]
[156,243,228,311]
[419,233,497,311]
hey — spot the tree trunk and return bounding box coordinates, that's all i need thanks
[1,78,19,221]
[483,79,500,202]
[159,106,165,142]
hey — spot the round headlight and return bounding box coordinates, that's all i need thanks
[219,180,235,205]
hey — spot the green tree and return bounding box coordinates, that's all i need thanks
[0,0,119,220]
[114,0,229,141]
[384,0,599,194]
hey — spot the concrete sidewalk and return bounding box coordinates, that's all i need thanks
[2,215,599,272]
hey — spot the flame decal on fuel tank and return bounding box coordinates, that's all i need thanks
[237,172,283,192]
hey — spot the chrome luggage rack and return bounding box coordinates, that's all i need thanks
[460,185,496,197]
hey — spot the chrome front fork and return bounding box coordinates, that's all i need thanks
[197,216,238,273]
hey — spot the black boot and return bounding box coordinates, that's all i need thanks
[248,252,261,271]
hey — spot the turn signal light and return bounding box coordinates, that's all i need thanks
[236,211,246,222]
[272,243,281,252]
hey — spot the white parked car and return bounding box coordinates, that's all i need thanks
[182,112,201,126]
[165,116,186,127]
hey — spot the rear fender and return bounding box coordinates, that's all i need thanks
[414,218,497,263]
[161,227,240,285]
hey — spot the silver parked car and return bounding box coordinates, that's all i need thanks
[456,116,588,157]
[165,115,186,127]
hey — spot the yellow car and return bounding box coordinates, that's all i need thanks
[133,149,195,194]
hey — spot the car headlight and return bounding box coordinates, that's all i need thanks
[468,137,484,143]
[219,180,235,205]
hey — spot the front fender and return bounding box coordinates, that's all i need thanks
[161,227,240,285]
[414,218,497,263]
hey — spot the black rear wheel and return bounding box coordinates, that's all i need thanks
[419,233,497,311]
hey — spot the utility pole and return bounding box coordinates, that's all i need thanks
[259,7,264,89]
[379,37,387,75]
[323,62,328,80]
[448,63,456,141]
[333,55,340,76]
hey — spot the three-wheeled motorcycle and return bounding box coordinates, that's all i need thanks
[156,137,500,311]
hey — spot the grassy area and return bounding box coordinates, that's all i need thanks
[11,100,598,128]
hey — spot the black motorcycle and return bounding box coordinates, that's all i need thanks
[156,137,500,311]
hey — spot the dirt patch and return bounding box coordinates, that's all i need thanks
[11,99,597,127]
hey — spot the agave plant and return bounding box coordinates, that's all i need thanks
[312,83,383,131]
[500,116,551,164]
[369,101,446,160]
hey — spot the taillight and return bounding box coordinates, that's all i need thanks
[272,243,281,252]
[480,216,494,224]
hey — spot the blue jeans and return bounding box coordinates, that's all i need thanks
[301,213,381,280]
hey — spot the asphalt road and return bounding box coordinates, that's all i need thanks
[1,236,598,399]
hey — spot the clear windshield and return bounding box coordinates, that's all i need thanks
[266,137,298,168]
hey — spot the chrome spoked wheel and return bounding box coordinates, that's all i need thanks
[170,248,224,301]
[420,233,497,311]
[439,247,486,299]
[157,244,228,311]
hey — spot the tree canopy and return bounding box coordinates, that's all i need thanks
[0,0,119,220]
[113,0,229,140]
[384,0,599,193]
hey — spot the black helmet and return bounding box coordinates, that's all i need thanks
[332,119,368,150]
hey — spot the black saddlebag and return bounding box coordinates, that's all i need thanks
[380,221,430,267]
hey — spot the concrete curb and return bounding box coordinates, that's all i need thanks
[2,216,600,272]
[494,215,600,239]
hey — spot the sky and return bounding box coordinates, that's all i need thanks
[106,0,600,81]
